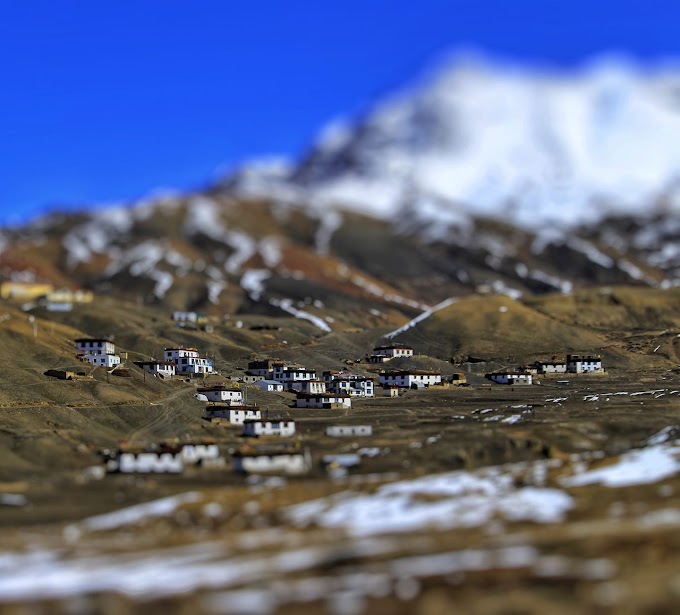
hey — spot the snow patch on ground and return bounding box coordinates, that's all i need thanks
[646,426,680,446]
[562,441,680,488]
[269,298,331,332]
[64,492,201,539]
[259,237,282,268]
[241,269,271,301]
[207,281,227,304]
[224,232,257,274]
[349,274,426,310]
[287,463,572,536]
[184,196,226,241]
[149,270,174,299]
[566,238,615,268]
[385,297,456,339]
[314,210,342,255]
[62,207,134,268]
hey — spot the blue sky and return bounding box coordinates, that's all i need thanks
[1,0,679,224]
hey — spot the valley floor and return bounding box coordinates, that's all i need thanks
[2,368,680,614]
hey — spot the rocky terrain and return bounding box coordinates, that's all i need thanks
[0,283,679,613]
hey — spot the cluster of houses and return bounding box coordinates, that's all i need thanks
[240,345,450,410]
[95,344,606,476]
[75,336,215,377]
[102,439,221,473]
[486,354,604,386]
[136,347,215,377]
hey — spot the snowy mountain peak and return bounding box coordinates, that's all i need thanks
[226,53,680,228]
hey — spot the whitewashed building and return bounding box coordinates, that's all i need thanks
[85,353,122,368]
[383,385,399,397]
[107,452,183,474]
[164,347,214,375]
[172,311,206,324]
[271,365,317,384]
[75,338,116,356]
[486,371,533,385]
[75,337,121,368]
[535,360,567,374]
[326,425,373,437]
[295,392,352,409]
[203,406,261,424]
[196,385,243,405]
[138,361,176,378]
[567,354,603,373]
[294,379,326,394]
[242,419,297,438]
[371,344,414,360]
[327,377,374,397]
[378,370,442,388]
[324,371,375,397]
[233,449,311,475]
[180,443,220,465]
[246,359,277,377]
[164,347,200,362]
[254,380,285,392]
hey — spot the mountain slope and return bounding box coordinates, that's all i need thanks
[2,191,678,322]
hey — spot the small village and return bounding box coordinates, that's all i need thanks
[66,310,606,478]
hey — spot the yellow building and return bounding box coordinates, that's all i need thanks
[0,281,54,301]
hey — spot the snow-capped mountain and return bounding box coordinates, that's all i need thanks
[4,53,680,322]
[228,53,680,228]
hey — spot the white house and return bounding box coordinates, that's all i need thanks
[138,361,176,378]
[172,311,206,324]
[327,377,374,398]
[371,344,414,360]
[177,356,213,375]
[324,371,375,397]
[164,347,200,362]
[164,347,214,375]
[246,359,277,377]
[75,338,116,356]
[295,392,352,409]
[75,338,122,368]
[294,379,326,394]
[196,385,243,405]
[567,354,603,373]
[203,406,261,424]
[383,385,399,397]
[254,380,285,392]
[378,370,442,388]
[486,371,533,385]
[271,365,317,384]
[242,419,297,438]
[242,374,265,384]
[326,425,373,437]
[84,353,122,368]
[180,443,220,465]
[535,360,567,374]
[233,449,312,475]
[107,452,183,474]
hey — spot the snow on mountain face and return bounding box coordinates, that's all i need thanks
[230,54,680,228]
